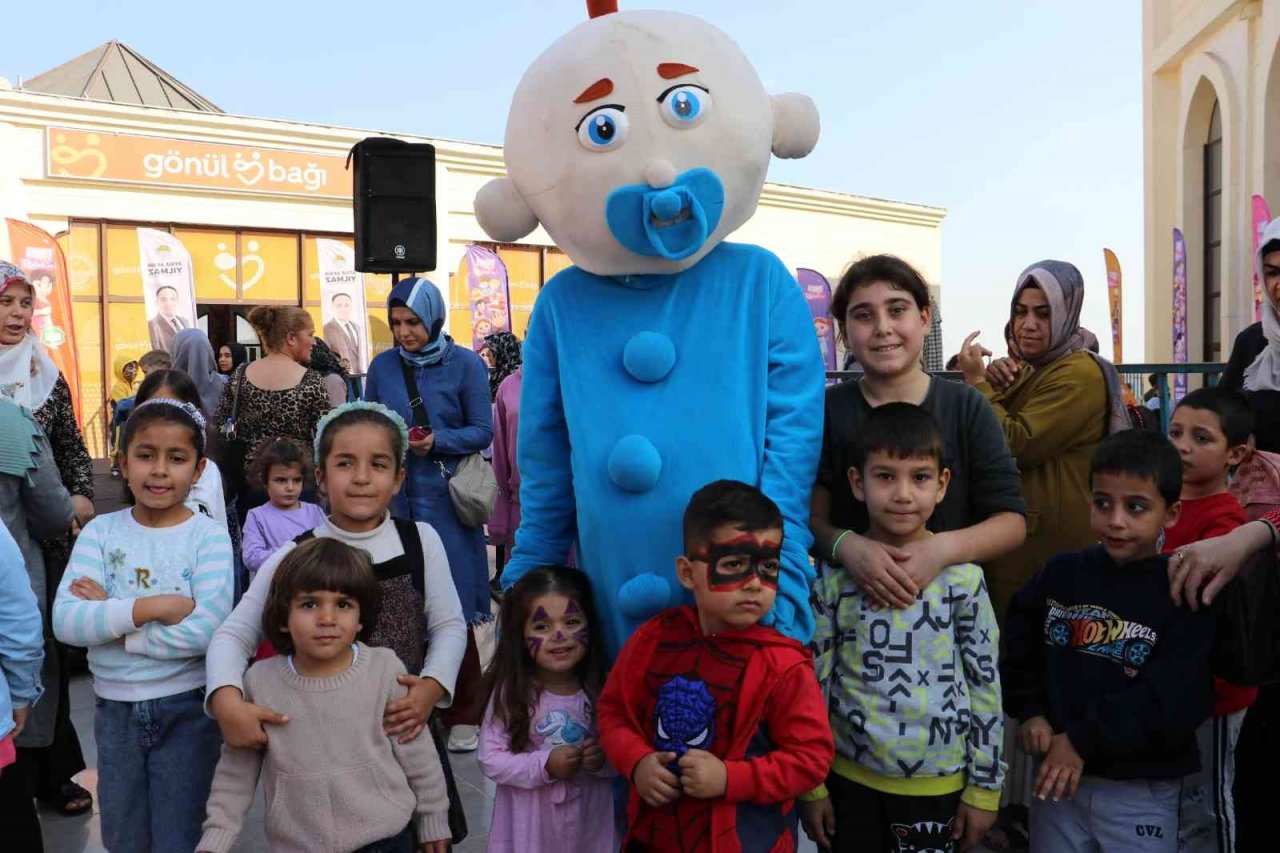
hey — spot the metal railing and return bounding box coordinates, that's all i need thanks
[825,362,1228,433]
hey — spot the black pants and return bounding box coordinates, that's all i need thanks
[825,773,961,853]
[354,822,414,852]
[1235,683,1280,852]
[0,754,42,850]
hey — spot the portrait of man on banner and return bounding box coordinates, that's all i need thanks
[137,228,198,354]
[324,292,365,373]
[316,238,370,373]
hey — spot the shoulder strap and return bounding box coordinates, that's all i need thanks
[398,360,431,430]
[392,517,426,598]
[230,364,247,423]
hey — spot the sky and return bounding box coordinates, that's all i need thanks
[3,0,1146,361]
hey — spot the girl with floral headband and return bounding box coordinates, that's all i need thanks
[52,397,234,851]
[204,402,470,841]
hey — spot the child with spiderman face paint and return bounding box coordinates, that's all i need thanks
[596,480,833,853]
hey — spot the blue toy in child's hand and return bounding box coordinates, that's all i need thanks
[654,675,717,773]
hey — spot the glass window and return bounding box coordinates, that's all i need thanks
[241,232,299,302]
[63,223,101,297]
[72,300,106,456]
[1203,98,1223,363]
[104,225,144,299]
[174,228,240,301]
[498,244,540,341]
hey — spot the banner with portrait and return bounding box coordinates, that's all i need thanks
[137,228,197,355]
[5,218,83,425]
[796,268,836,372]
[316,238,370,374]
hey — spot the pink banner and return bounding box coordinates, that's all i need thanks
[1254,195,1273,322]
[1173,228,1188,401]
[464,245,511,349]
[796,268,836,371]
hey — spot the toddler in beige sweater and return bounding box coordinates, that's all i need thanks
[199,539,450,853]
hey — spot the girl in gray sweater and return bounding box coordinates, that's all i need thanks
[200,538,450,853]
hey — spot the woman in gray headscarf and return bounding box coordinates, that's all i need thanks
[955,260,1128,838]
[170,328,226,418]
[956,259,1128,615]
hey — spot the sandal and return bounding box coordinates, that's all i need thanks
[41,780,93,816]
[984,809,1030,852]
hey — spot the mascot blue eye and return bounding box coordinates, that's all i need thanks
[576,106,629,151]
[658,85,712,129]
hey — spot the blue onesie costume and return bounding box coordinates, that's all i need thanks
[503,242,825,658]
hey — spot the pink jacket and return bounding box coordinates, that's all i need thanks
[489,369,521,547]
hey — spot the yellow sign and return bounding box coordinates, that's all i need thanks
[47,127,352,199]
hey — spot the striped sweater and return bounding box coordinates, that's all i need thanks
[53,508,233,701]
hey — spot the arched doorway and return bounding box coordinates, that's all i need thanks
[1264,37,1280,209]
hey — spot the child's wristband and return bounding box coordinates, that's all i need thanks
[831,529,852,562]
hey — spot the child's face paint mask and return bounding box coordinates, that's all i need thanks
[689,533,782,591]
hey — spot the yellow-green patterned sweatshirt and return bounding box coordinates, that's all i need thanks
[810,561,1006,810]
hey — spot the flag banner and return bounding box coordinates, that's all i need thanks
[1173,228,1188,402]
[316,239,370,374]
[1254,195,1273,322]
[5,219,83,425]
[1103,248,1122,363]
[796,268,836,371]
[136,228,197,355]
[463,245,511,350]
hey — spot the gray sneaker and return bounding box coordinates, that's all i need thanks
[447,724,479,753]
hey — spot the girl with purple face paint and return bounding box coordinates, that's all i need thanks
[478,566,617,853]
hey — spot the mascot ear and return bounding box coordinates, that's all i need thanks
[770,93,821,160]
[475,177,539,242]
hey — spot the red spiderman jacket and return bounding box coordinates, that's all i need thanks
[598,606,833,852]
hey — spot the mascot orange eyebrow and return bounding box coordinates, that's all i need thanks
[477,0,825,659]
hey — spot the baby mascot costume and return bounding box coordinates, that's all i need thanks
[477,0,825,657]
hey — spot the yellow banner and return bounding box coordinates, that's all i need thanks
[47,127,352,199]
[1103,248,1122,363]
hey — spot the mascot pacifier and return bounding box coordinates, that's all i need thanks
[479,0,825,657]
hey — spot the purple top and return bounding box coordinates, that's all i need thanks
[241,502,328,574]
[477,687,617,853]
[489,368,522,547]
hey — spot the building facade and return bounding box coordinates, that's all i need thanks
[1144,0,1280,361]
[0,43,945,455]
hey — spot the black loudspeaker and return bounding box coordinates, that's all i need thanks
[348,137,436,273]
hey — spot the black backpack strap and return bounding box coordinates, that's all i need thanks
[392,516,426,599]
[399,360,431,430]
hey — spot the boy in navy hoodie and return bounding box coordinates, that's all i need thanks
[1001,430,1214,853]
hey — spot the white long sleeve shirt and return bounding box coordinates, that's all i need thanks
[53,508,234,701]
[204,513,467,710]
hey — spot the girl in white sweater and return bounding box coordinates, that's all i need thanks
[206,402,467,744]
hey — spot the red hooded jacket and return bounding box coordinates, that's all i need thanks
[598,606,833,852]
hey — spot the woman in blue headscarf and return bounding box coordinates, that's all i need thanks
[363,277,494,750]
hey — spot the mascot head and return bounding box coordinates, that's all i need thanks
[475,0,820,276]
